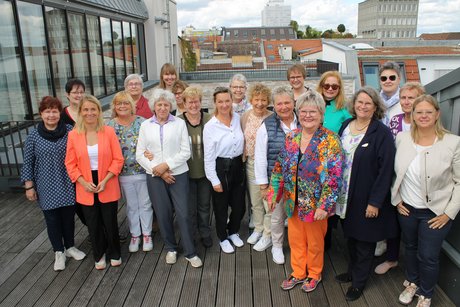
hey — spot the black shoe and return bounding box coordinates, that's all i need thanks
[345,287,362,301]
[202,236,213,248]
[335,273,352,283]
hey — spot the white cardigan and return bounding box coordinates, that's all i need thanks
[391,131,460,219]
[136,116,191,176]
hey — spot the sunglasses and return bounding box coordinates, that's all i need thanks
[322,83,340,90]
[380,75,397,82]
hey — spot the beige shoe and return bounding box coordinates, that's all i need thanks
[95,254,106,270]
[374,261,398,274]
[166,251,177,264]
[399,282,418,305]
[416,295,431,307]
[54,251,66,271]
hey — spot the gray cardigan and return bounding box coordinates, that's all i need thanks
[391,131,460,219]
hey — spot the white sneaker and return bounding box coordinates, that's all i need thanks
[374,240,387,257]
[111,258,122,267]
[416,295,431,307]
[228,234,244,247]
[219,240,235,254]
[254,236,272,252]
[185,255,203,268]
[399,282,418,305]
[129,236,140,253]
[142,235,153,252]
[284,218,288,227]
[54,251,66,271]
[249,218,255,229]
[166,251,177,264]
[95,254,106,270]
[247,231,262,245]
[64,247,86,260]
[271,247,285,264]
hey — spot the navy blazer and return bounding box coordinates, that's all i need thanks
[339,118,398,242]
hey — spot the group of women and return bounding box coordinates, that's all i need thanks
[21,62,459,307]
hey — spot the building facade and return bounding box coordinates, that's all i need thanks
[0,0,178,122]
[261,0,291,27]
[357,0,419,39]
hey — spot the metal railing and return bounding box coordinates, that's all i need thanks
[0,121,40,178]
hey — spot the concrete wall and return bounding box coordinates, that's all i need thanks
[417,57,460,85]
[144,0,179,80]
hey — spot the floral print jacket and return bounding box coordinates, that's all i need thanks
[268,126,344,222]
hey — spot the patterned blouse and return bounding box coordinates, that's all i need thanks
[107,116,145,176]
[336,126,365,218]
[21,125,75,210]
[244,111,268,158]
[268,126,344,222]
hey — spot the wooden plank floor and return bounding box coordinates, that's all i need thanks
[0,192,455,307]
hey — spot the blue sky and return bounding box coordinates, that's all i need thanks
[177,0,460,36]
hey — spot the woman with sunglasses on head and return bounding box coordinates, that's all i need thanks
[392,95,460,307]
[316,71,352,252]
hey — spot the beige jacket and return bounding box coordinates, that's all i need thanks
[391,131,460,219]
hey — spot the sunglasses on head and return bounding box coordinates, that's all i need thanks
[380,75,397,82]
[322,83,340,90]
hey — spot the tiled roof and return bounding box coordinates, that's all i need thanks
[263,39,322,62]
[419,32,460,40]
[358,46,460,57]
[75,0,149,19]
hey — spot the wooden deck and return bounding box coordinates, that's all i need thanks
[0,192,454,307]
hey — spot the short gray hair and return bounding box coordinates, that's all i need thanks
[295,90,326,121]
[124,74,143,89]
[148,88,175,111]
[272,85,294,103]
[229,73,247,87]
[379,61,401,77]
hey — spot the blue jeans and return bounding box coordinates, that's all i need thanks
[398,204,452,298]
[43,205,76,252]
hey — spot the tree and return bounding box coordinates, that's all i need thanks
[181,39,196,71]
[304,25,322,38]
[337,24,346,34]
[321,29,335,38]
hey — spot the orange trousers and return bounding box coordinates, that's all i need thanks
[288,211,328,280]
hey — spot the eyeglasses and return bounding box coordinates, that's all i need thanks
[380,75,397,82]
[322,83,340,90]
[299,110,319,116]
[70,91,84,95]
[127,82,142,88]
[115,101,131,106]
[414,110,436,116]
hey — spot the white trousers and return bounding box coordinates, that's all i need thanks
[246,158,271,236]
[119,174,153,237]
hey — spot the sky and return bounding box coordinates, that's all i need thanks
[177,0,460,36]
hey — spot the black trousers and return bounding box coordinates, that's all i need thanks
[347,237,376,290]
[42,205,76,252]
[79,170,120,262]
[212,156,246,241]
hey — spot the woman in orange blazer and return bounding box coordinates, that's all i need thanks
[65,95,124,270]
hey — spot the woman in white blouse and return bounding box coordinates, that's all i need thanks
[392,95,460,307]
[204,87,246,254]
[136,89,202,268]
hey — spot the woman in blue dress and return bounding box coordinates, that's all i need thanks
[21,96,86,271]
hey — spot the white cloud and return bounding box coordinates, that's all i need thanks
[177,0,460,36]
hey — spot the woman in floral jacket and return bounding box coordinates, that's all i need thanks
[268,90,344,294]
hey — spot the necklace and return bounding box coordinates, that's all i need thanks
[354,120,370,131]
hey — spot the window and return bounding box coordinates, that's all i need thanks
[101,17,115,94]
[0,0,28,120]
[131,23,140,74]
[112,20,125,90]
[268,55,275,61]
[18,1,53,114]
[123,21,134,75]
[45,7,72,101]
[86,15,105,96]
[362,63,380,89]
[267,44,273,50]
[68,12,90,86]
[234,30,238,37]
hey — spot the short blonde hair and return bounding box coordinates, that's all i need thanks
[183,86,203,102]
[296,90,326,122]
[110,91,135,118]
[75,95,105,133]
[247,83,272,105]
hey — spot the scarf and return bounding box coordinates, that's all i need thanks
[37,119,67,142]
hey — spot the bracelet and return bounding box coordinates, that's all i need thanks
[25,186,34,190]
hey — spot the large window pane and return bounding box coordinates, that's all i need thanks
[123,21,134,75]
[0,0,28,121]
[86,15,104,96]
[68,12,90,87]
[101,17,115,93]
[45,7,72,102]
[112,20,125,90]
[131,23,139,74]
[18,1,52,114]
